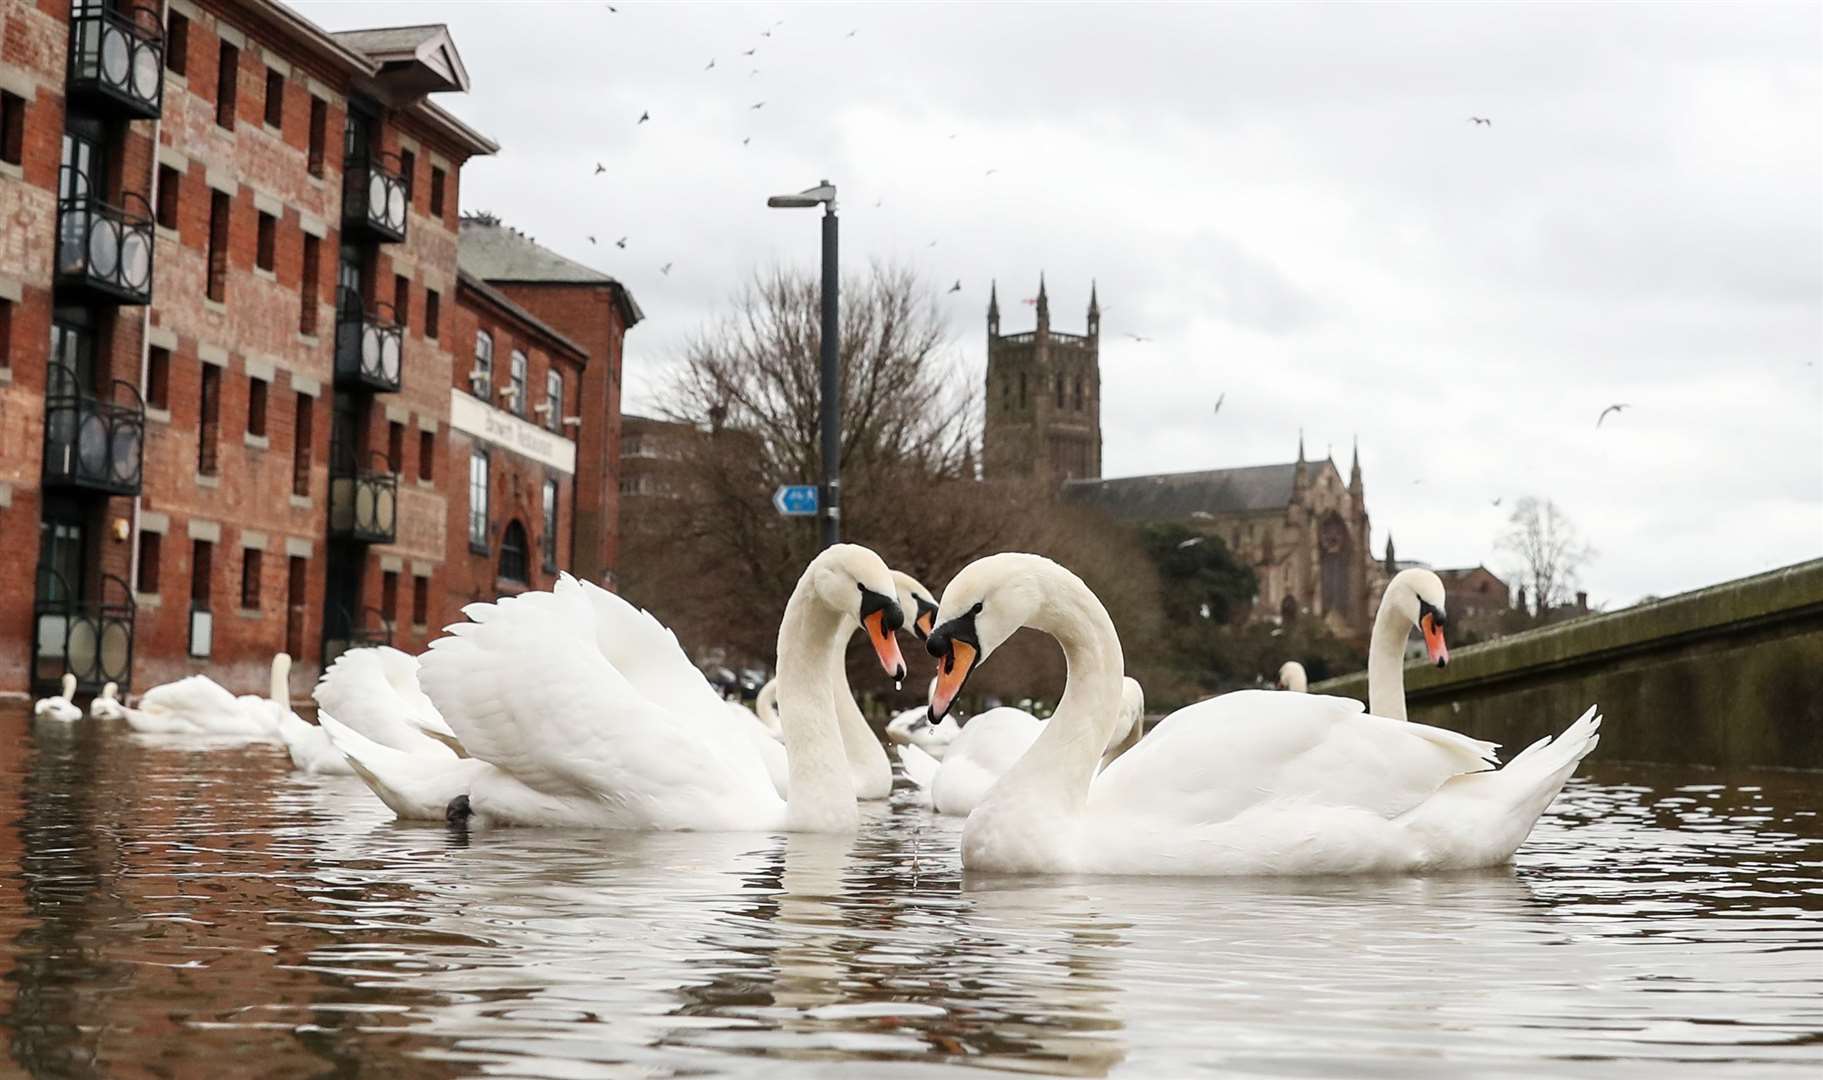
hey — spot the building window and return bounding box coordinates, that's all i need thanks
[399,148,415,210]
[247,376,268,437]
[299,233,319,335]
[255,210,276,271]
[146,345,169,408]
[381,569,398,624]
[136,531,161,594]
[471,331,493,396]
[198,364,221,475]
[189,539,214,657]
[155,165,180,229]
[215,41,238,129]
[1074,376,1084,411]
[393,273,410,329]
[468,450,489,550]
[424,288,440,339]
[544,370,563,431]
[292,391,312,496]
[411,574,428,626]
[0,298,11,369]
[1056,374,1065,408]
[286,555,307,658]
[263,68,284,129]
[0,92,23,167]
[508,350,527,415]
[499,521,528,583]
[241,548,263,610]
[1019,371,1027,408]
[165,11,189,76]
[206,190,229,302]
[541,479,558,569]
[307,97,327,177]
[418,429,434,481]
[429,166,445,218]
[387,420,404,474]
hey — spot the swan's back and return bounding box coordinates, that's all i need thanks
[138,674,240,719]
[932,709,1044,815]
[576,578,733,719]
[316,648,453,755]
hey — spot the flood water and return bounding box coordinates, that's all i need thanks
[1,703,1821,1078]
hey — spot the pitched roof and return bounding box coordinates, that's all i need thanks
[458,218,644,325]
[1064,461,1307,520]
[329,24,470,94]
[456,270,588,363]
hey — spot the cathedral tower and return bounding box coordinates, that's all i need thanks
[981,276,1102,483]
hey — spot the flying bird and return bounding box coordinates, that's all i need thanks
[638,111,650,124]
[873,198,883,208]
[742,48,756,56]
[761,29,771,37]
[1021,297,1038,306]
[1597,403,1629,428]
[751,101,765,110]
[588,235,596,244]
[1469,116,1492,126]
[985,168,998,177]
[845,29,857,38]
[741,136,751,146]
[927,240,938,248]
[1491,496,1503,507]
[660,262,673,275]
[1213,392,1225,415]
[948,280,962,293]
[593,162,606,174]
[705,58,716,71]
[615,237,627,249]
[1125,333,1151,343]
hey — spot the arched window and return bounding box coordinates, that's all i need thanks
[1280,595,1298,623]
[499,520,528,583]
[1074,376,1083,411]
[1056,373,1065,408]
[1001,376,1011,411]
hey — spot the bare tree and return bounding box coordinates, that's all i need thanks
[1496,496,1596,614]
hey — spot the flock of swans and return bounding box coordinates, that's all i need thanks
[33,545,1602,877]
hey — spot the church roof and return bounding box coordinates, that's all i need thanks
[1063,461,1307,519]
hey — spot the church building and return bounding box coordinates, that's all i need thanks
[981,277,1103,482]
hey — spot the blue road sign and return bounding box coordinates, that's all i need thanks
[773,484,819,516]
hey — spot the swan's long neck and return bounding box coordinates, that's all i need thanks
[776,580,860,832]
[270,654,292,706]
[986,565,1125,816]
[1367,591,1410,721]
[832,620,885,777]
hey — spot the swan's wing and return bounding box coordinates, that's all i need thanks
[278,712,356,774]
[897,743,940,790]
[321,713,486,818]
[315,648,453,756]
[138,674,239,717]
[1090,690,1497,828]
[419,579,779,827]
[574,578,734,719]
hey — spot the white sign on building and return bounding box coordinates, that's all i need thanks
[448,389,577,475]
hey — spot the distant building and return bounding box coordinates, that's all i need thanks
[981,277,1102,483]
[618,413,695,504]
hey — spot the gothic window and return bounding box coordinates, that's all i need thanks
[1319,513,1350,615]
[1019,371,1027,409]
[1001,376,1011,412]
[1280,595,1298,622]
[1056,373,1065,408]
[499,520,528,583]
[1074,376,1083,411]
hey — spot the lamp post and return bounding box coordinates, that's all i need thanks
[766,180,840,549]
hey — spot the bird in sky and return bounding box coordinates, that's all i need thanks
[1125,333,1150,343]
[742,47,756,56]
[605,4,617,11]
[741,136,751,146]
[750,69,760,77]
[660,263,674,276]
[1469,116,1492,126]
[751,101,765,110]
[1021,297,1038,306]
[593,162,606,174]
[761,29,771,37]
[873,198,883,207]
[638,111,650,124]
[1597,403,1630,428]
[927,240,938,248]
[1491,496,1503,507]
[985,168,998,177]
[1213,392,1225,415]
[948,280,962,293]
[615,237,627,249]
[845,29,857,38]
[587,235,597,244]
[705,58,716,71]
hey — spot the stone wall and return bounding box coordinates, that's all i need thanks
[1313,559,1823,770]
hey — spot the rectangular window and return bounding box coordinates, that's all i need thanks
[0,298,11,369]
[471,331,493,395]
[241,548,263,610]
[417,429,434,482]
[198,364,221,475]
[411,575,428,626]
[206,190,229,302]
[263,68,284,129]
[307,97,327,177]
[509,350,527,415]
[429,166,445,218]
[468,450,489,550]
[424,288,440,339]
[0,92,23,166]
[387,420,404,474]
[399,148,415,209]
[136,530,161,594]
[544,370,564,432]
[255,210,276,271]
[393,273,410,329]
[542,479,558,568]
[285,555,307,658]
[292,391,313,496]
[215,41,238,129]
[156,164,180,229]
[166,11,189,76]
[189,539,214,657]
[299,233,319,335]
[381,569,398,624]
[247,376,268,437]
[146,345,169,408]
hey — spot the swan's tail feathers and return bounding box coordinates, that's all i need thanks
[320,712,486,820]
[898,743,940,792]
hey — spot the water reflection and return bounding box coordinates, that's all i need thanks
[0,703,1819,1077]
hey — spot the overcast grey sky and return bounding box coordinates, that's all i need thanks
[300,1,1823,605]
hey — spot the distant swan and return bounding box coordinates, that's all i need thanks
[89,681,128,720]
[123,654,291,737]
[1277,661,1307,692]
[34,673,82,723]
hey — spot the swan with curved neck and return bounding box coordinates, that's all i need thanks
[925,552,1601,876]
[89,681,127,720]
[1368,568,1450,720]
[124,654,291,736]
[34,673,82,722]
[1276,661,1307,692]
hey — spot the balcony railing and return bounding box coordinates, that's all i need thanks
[334,288,403,393]
[56,182,156,304]
[321,605,394,668]
[329,449,398,544]
[43,362,144,496]
[67,3,164,120]
[33,566,135,695]
[342,152,409,242]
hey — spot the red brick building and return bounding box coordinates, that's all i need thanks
[0,2,636,699]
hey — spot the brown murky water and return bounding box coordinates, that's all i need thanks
[1,702,1820,1077]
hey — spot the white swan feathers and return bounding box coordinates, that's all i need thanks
[124,654,292,736]
[34,674,82,722]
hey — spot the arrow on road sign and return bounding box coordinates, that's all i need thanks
[773,484,819,516]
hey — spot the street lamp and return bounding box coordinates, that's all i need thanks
[767,180,840,549]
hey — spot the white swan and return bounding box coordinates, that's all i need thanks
[334,544,910,831]
[123,654,291,737]
[1367,567,1449,721]
[885,702,960,759]
[88,681,128,720]
[898,678,1146,817]
[1277,661,1308,692]
[752,678,783,738]
[33,673,82,722]
[923,553,1602,876]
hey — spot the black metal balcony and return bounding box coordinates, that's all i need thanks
[342,152,409,242]
[32,567,135,695]
[334,288,404,393]
[43,362,144,496]
[56,184,156,305]
[329,449,398,544]
[67,3,164,120]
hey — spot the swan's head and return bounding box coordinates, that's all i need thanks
[893,570,940,641]
[61,673,77,699]
[1277,660,1308,692]
[924,553,1053,719]
[811,544,907,681]
[100,681,118,701]
[1387,568,1450,667]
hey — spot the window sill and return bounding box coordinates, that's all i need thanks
[244,433,269,450]
[469,542,490,556]
[289,493,312,509]
[133,593,160,609]
[296,332,320,348]
[145,406,170,424]
[0,367,11,385]
[202,298,227,315]
[237,608,264,620]
[261,122,283,139]
[195,472,221,488]
[155,224,179,245]
[0,161,22,182]
[416,477,435,489]
[411,623,428,635]
[253,266,276,282]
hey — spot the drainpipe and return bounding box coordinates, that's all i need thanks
[127,1,170,644]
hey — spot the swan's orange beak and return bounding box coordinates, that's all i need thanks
[864,609,906,682]
[930,639,975,720]
[915,609,935,639]
[1420,611,1449,667]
